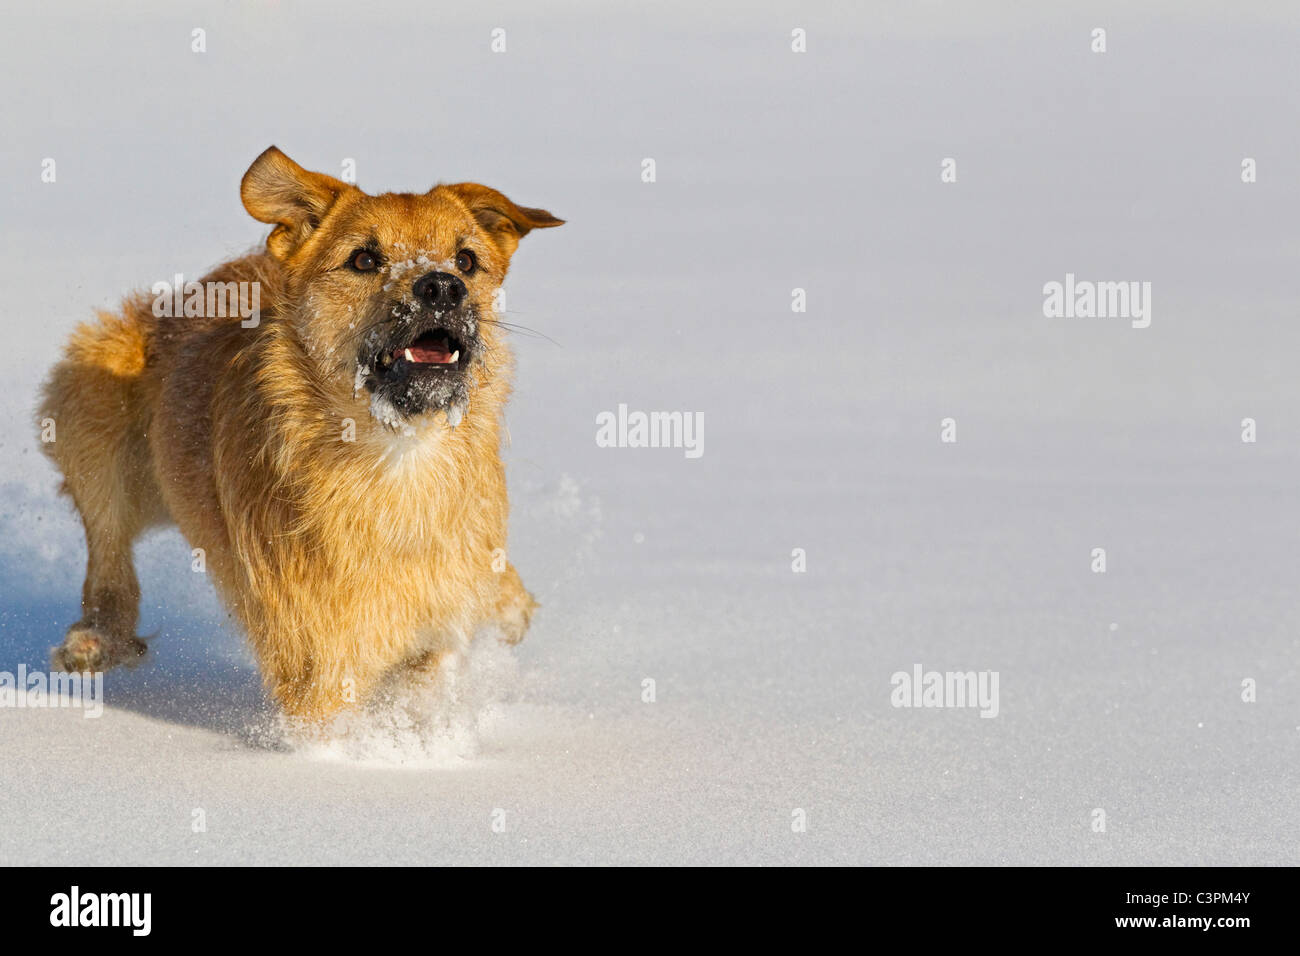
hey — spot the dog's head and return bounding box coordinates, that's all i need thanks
[240,146,562,426]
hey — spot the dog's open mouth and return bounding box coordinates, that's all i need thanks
[360,319,477,421]
[373,327,469,376]
[392,329,463,368]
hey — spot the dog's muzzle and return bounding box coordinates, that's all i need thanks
[357,271,481,421]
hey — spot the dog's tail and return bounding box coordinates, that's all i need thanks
[38,295,159,514]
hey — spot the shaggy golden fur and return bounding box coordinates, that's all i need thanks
[39,147,562,720]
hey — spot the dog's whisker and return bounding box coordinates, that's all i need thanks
[479,317,562,347]
[337,314,406,349]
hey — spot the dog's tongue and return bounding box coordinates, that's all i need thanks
[398,332,454,365]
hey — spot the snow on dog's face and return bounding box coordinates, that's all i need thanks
[240,147,562,425]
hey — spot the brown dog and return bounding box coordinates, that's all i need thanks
[39,147,562,720]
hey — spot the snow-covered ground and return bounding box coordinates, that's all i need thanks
[1,1,1297,865]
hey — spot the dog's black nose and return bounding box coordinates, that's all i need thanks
[412,271,466,309]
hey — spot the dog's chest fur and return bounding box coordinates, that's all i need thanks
[146,285,511,663]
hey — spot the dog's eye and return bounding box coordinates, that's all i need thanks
[350,249,380,272]
[455,250,477,275]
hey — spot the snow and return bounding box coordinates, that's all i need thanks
[368,389,417,435]
[1,0,1298,865]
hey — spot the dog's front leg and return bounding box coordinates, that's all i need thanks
[492,563,538,645]
[256,627,381,723]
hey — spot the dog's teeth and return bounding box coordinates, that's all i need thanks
[446,404,464,428]
[404,348,415,362]
[449,350,459,364]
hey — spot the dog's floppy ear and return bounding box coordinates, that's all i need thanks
[241,147,351,259]
[443,183,564,256]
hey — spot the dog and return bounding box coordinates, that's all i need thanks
[38,147,563,720]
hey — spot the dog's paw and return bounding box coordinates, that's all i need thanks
[495,591,538,645]
[51,625,147,673]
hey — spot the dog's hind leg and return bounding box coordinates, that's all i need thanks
[54,517,150,672]
[41,308,163,672]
